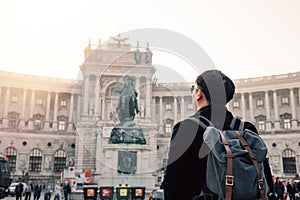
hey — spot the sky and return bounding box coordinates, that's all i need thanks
[0,0,299,82]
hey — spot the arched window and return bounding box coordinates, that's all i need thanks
[54,150,66,172]
[29,148,42,172]
[282,149,296,173]
[4,147,17,171]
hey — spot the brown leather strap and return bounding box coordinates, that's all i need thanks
[234,131,266,200]
[219,133,235,200]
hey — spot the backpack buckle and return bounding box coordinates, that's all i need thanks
[226,175,234,186]
[258,179,264,190]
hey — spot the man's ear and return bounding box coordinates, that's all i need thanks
[196,89,204,101]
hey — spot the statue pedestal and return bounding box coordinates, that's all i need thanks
[96,123,158,192]
[108,126,146,145]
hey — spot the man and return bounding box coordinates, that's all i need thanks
[15,181,24,200]
[33,181,42,200]
[161,70,273,200]
[63,180,71,200]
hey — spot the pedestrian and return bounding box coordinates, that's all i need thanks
[161,70,274,200]
[44,180,53,200]
[62,180,71,200]
[274,177,285,200]
[15,181,24,200]
[33,181,42,200]
[53,180,62,200]
[287,179,297,200]
[24,181,33,200]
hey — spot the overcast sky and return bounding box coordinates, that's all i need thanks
[0,0,299,82]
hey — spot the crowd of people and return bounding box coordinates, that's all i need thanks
[270,176,300,200]
[14,179,71,200]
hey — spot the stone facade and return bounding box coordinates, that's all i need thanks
[0,39,299,189]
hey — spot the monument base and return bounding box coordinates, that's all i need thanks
[108,125,146,145]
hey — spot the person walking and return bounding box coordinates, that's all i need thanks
[44,180,53,200]
[33,181,42,200]
[287,179,297,200]
[274,177,285,200]
[24,181,33,200]
[161,70,274,200]
[15,181,24,200]
[62,180,71,200]
[53,181,62,200]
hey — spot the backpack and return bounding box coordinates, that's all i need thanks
[198,116,269,200]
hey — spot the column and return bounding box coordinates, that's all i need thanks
[0,87,2,117]
[241,93,246,120]
[67,94,74,132]
[273,90,280,130]
[290,88,297,130]
[28,90,35,129]
[101,96,106,120]
[152,97,156,123]
[265,91,272,131]
[83,75,90,115]
[248,93,254,122]
[145,78,151,118]
[52,92,58,130]
[135,77,140,113]
[19,89,27,127]
[94,76,100,116]
[174,97,178,123]
[76,95,81,121]
[181,96,185,120]
[299,88,300,106]
[3,87,10,128]
[44,91,51,130]
[159,96,163,125]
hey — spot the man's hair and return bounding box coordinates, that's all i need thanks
[196,70,235,104]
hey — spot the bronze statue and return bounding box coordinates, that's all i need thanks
[116,75,139,124]
[109,75,146,144]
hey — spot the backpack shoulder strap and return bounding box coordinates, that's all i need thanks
[234,130,266,200]
[229,116,244,130]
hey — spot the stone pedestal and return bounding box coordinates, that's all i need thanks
[96,123,158,192]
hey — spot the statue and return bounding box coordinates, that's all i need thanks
[135,51,142,64]
[109,75,146,145]
[110,34,129,48]
[116,76,139,124]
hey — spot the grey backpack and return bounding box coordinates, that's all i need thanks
[198,116,269,200]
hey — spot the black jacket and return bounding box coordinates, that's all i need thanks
[161,105,273,200]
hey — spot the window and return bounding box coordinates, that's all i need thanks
[33,114,44,130]
[11,96,18,103]
[54,150,66,172]
[8,112,19,129]
[165,104,171,110]
[187,103,194,110]
[258,121,266,131]
[4,147,17,171]
[58,121,66,131]
[233,101,240,109]
[282,149,296,173]
[282,97,289,105]
[60,100,67,107]
[165,124,172,133]
[257,99,264,107]
[36,98,43,106]
[29,148,42,172]
[34,120,42,130]
[283,119,291,130]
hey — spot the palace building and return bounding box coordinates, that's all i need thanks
[0,38,299,189]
